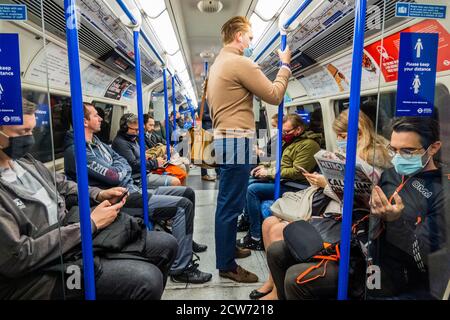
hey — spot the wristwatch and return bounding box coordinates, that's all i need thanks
[280,62,291,69]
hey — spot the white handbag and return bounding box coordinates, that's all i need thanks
[270,186,319,222]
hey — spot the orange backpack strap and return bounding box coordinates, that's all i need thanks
[295,244,340,285]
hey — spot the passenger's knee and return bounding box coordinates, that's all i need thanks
[262,216,279,233]
[247,183,258,196]
[138,266,164,300]
[157,232,179,262]
[182,186,195,202]
[269,223,286,242]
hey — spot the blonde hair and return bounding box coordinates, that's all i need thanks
[221,16,251,45]
[333,109,391,168]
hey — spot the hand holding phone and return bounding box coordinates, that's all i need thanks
[117,189,129,203]
[296,165,309,174]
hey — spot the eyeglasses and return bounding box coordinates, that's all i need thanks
[387,144,426,159]
[128,127,139,132]
[282,128,296,135]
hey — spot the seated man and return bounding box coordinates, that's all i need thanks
[267,117,446,300]
[0,99,178,300]
[368,117,446,299]
[112,113,181,187]
[64,103,211,284]
[144,113,166,149]
[237,114,322,250]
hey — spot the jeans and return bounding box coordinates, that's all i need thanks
[214,138,255,270]
[267,240,339,300]
[245,180,299,239]
[125,186,196,273]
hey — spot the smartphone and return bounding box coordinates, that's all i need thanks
[117,189,129,202]
[162,161,170,168]
[297,166,309,174]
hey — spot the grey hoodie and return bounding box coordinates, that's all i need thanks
[0,155,101,299]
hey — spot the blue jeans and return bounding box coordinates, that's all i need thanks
[246,181,299,239]
[214,138,255,270]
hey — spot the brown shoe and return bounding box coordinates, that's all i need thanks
[219,265,258,283]
[201,175,216,181]
[235,246,251,259]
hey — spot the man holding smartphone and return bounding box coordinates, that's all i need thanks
[64,104,212,284]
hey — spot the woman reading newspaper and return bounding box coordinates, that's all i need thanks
[253,109,391,300]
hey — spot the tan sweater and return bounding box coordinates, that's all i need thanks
[207,46,291,138]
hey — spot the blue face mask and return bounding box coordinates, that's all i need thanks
[243,47,253,57]
[336,140,347,153]
[391,152,429,176]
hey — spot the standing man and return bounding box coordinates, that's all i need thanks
[207,16,292,283]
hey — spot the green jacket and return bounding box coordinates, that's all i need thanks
[264,131,322,183]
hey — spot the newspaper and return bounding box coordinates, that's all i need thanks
[314,150,381,211]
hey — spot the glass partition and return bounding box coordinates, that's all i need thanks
[366,0,449,300]
[0,0,67,299]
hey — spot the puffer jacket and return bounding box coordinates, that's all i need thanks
[264,130,322,183]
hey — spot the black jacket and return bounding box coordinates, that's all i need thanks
[112,131,159,175]
[369,168,447,297]
[144,131,165,150]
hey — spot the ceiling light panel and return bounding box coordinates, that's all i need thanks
[149,10,179,55]
[254,0,286,20]
[139,0,166,17]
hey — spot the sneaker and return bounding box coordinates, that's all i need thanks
[237,233,264,251]
[170,262,212,284]
[219,265,258,283]
[235,246,251,259]
[237,214,250,232]
[201,175,216,181]
[193,240,208,253]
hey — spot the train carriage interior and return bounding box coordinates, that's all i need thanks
[0,0,449,302]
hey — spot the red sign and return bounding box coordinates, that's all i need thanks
[365,19,450,82]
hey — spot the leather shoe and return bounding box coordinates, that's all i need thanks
[201,175,216,181]
[193,241,207,253]
[235,246,251,259]
[249,289,271,300]
[219,265,258,283]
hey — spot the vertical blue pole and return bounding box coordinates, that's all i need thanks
[64,0,95,300]
[172,75,177,147]
[163,68,171,160]
[337,0,367,300]
[133,30,151,230]
[274,33,287,200]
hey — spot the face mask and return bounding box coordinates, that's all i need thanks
[243,47,253,57]
[391,150,429,176]
[336,140,347,153]
[125,133,138,140]
[0,133,35,160]
[282,133,296,144]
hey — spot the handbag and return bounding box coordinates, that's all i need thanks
[188,78,217,169]
[270,187,331,222]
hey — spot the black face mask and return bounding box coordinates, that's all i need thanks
[0,134,35,160]
[125,133,138,140]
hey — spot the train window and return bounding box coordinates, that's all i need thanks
[295,103,325,148]
[24,91,72,163]
[333,84,449,139]
[92,102,114,144]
